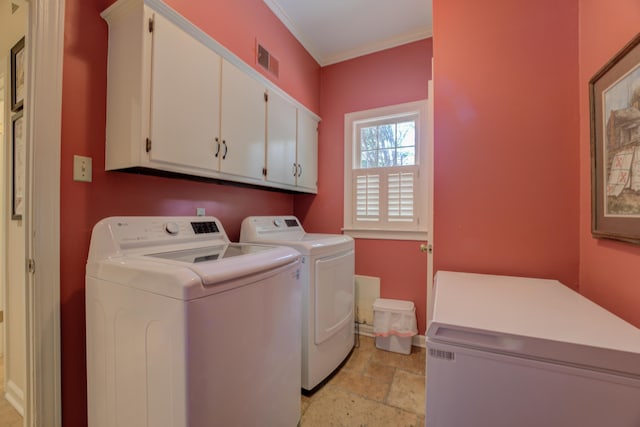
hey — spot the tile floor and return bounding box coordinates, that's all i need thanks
[0,337,424,427]
[300,335,426,426]
[0,356,23,427]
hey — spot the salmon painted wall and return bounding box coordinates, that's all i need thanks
[61,0,319,424]
[432,0,580,288]
[578,0,640,327]
[295,39,433,334]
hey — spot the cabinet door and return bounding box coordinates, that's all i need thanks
[297,111,319,193]
[266,90,297,186]
[220,60,266,180]
[148,12,221,173]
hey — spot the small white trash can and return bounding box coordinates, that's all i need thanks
[373,298,418,355]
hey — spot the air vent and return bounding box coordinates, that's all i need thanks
[257,43,280,78]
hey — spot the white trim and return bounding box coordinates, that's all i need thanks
[24,0,64,425]
[343,228,427,241]
[426,77,435,331]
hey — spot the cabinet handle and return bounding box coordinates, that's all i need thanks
[297,163,302,177]
[292,163,297,177]
[214,137,220,157]
[222,140,228,159]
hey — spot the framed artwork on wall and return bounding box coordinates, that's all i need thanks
[590,32,640,245]
[10,36,25,112]
[12,110,25,220]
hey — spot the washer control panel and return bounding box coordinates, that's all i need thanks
[107,216,228,249]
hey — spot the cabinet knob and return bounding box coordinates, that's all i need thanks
[214,138,220,157]
[222,140,228,159]
[292,163,297,176]
[297,163,302,177]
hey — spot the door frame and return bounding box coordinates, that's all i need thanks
[24,0,64,424]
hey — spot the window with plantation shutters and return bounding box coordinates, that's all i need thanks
[343,100,430,240]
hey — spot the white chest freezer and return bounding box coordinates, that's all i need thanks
[426,271,640,427]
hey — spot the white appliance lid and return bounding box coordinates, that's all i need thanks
[427,271,640,378]
[86,216,300,300]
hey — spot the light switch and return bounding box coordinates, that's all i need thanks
[73,155,92,182]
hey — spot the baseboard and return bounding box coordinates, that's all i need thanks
[5,379,25,416]
[356,323,426,348]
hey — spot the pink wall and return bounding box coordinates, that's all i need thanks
[61,0,319,424]
[295,39,433,334]
[432,0,580,288]
[578,0,640,327]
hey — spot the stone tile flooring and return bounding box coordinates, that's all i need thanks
[301,335,425,426]
[0,356,23,427]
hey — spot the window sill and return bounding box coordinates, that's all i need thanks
[342,228,428,241]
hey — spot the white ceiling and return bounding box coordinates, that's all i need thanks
[264,0,432,67]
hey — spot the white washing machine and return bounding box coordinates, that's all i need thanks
[86,216,302,427]
[240,215,354,391]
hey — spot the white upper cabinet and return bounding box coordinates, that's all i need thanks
[296,110,319,192]
[266,90,297,187]
[102,0,320,193]
[219,60,266,182]
[148,12,221,173]
[266,90,319,193]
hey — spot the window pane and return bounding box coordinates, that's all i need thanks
[361,150,377,168]
[360,126,378,151]
[378,148,396,167]
[378,124,396,149]
[397,121,415,147]
[397,147,415,166]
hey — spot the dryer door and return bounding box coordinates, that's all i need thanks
[314,249,355,344]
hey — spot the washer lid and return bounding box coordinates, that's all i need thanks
[90,244,299,300]
[427,271,640,378]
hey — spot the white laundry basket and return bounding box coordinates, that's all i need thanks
[373,298,418,354]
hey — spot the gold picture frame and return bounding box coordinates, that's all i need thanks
[590,32,640,244]
[10,37,25,112]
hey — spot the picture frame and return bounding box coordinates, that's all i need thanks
[11,111,25,220]
[590,32,640,245]
[10,36,25,112]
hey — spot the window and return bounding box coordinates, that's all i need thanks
[343,100,431,240]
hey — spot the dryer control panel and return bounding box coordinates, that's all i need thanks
[240,216,305,241]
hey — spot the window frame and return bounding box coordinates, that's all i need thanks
[343,100,430,241]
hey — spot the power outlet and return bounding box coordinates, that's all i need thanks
[73,155,92,182]
[196,207,206,216]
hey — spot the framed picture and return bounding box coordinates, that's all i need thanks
[11,111,25,220]
[10,36,25,112]
[590,32,640,244]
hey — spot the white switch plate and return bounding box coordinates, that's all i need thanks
[73,155,92,182]
[196,207,205,216]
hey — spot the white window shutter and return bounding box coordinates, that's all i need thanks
[388,170,415,222]
[355,173,380,221]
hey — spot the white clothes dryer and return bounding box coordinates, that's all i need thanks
[240,215,355,391]
[86,216,301,427]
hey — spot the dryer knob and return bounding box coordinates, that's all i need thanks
[273,219,284,227]
[165,222,180,235]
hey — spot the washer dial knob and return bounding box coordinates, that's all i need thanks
[165,222,180,235]
[273,219,284,227]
